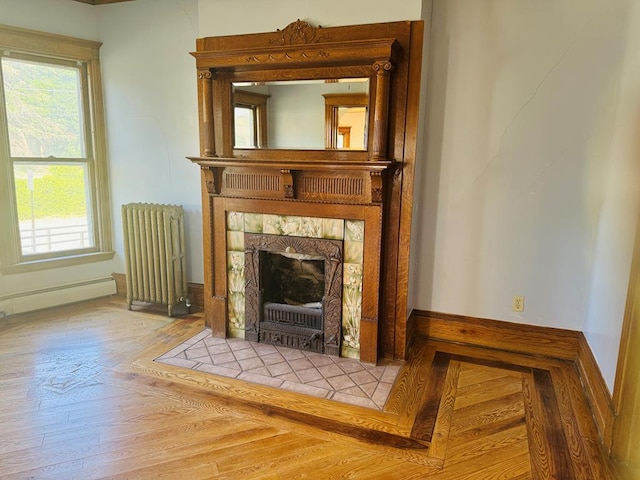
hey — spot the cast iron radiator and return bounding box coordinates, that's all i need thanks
[122,203,188,316]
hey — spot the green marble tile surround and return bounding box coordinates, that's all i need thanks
[226,212,364,359]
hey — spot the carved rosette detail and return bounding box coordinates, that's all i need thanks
[273,19,324,45]
[284,185,294,198]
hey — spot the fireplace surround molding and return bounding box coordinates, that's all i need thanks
[188,19,425,364]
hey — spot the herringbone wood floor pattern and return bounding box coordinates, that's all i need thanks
[0,297,615,479]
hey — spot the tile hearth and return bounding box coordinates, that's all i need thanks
[155,329,401,411]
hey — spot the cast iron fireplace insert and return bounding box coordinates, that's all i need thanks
[244,234,343,356]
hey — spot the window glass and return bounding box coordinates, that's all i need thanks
[13,163,93,255]
[2,58,85,158]
[234,105,256,148]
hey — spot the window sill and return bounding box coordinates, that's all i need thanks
[0,251,115,275]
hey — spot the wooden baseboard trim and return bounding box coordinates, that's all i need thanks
[576,333,615,443]
[112,273,205,310]
[112,272,127,297]
[187,282,205,310]
[413,310,581,360]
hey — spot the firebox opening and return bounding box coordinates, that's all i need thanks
[262,251,325,307]
[259,251,326,352]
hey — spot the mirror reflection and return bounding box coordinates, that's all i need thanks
[233,78,369,150]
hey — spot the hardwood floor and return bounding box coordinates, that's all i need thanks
[0,296,615,479]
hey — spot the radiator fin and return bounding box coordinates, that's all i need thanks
[122,203,187,316]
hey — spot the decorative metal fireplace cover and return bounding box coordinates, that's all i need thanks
[244,233,343,356]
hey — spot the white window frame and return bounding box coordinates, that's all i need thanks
[0,25,113,274]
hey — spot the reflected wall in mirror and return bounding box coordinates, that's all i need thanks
[232,78,369,150]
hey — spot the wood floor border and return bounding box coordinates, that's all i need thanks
[410,350,450,441]
[413,309,615,456]
[408,343,600,479]
[532,368,576,478]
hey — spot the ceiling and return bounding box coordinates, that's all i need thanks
[73,0,135,5]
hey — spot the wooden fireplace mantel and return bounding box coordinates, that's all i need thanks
[189,19,424,363]
[188,157,396,205]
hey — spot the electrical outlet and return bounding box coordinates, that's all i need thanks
[512,295,524,312]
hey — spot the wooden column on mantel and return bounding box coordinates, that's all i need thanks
[189,19,424,364]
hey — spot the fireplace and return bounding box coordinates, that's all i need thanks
[189,20,424,363]
[244,234,343,355]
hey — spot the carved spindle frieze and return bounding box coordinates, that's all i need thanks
[197,68,215,157]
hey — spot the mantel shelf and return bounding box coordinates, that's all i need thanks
[187,156,395,173]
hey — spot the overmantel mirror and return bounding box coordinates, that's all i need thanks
[233,78,370,151]
[190,19,398,163]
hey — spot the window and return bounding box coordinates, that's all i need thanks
[0,25,113,273]
[323,93,368,150]
[233,89,269,148]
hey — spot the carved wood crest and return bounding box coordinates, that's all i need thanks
[273,19,325,45]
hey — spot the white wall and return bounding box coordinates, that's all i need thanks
[98,0,201,281]
[197,0,422,36]
[412,0,640,390]
[583,1,640,390]
[0,0,98,39]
